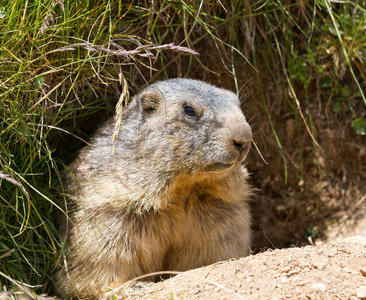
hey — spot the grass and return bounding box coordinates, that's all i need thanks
[0,0,365,297]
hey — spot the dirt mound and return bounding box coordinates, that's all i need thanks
[114,236,366,300]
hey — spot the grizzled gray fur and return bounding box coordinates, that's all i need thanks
[55,78,253,299]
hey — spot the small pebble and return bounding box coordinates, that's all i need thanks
[288,268,300,275]
[276,204,287,212]
[310,282,327,292]
[356,286,366,298]
[281,266,291,273]
[344,267,353,273]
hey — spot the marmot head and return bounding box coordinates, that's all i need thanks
[122,79,252,179]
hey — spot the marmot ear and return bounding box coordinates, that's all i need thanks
[138,89,163,115]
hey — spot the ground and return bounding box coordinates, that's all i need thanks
[107,236,366,300]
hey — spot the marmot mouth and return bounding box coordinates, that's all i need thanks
[203,162,235,173]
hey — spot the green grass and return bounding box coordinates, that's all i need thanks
[0,0,365,296]
[0,0,196,294]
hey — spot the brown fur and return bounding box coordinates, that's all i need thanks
[55,79,253,299]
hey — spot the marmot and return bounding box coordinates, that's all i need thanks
[56,78,253,299]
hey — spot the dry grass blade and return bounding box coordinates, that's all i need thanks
[103,270,246,300]
[112,73,130,152]
[51,42,199,57]
[102,271,182,300]
[0,173,31,237]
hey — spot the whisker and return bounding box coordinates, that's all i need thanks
[248,111,263,124]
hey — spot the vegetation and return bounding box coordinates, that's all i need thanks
[0,0,365,296]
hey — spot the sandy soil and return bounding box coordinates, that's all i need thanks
[107,236,366,300]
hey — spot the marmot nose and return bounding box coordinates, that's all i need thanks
[231,124,252,160]
[233,139,251,153]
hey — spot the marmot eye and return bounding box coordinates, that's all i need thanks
[183,105,197,118]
